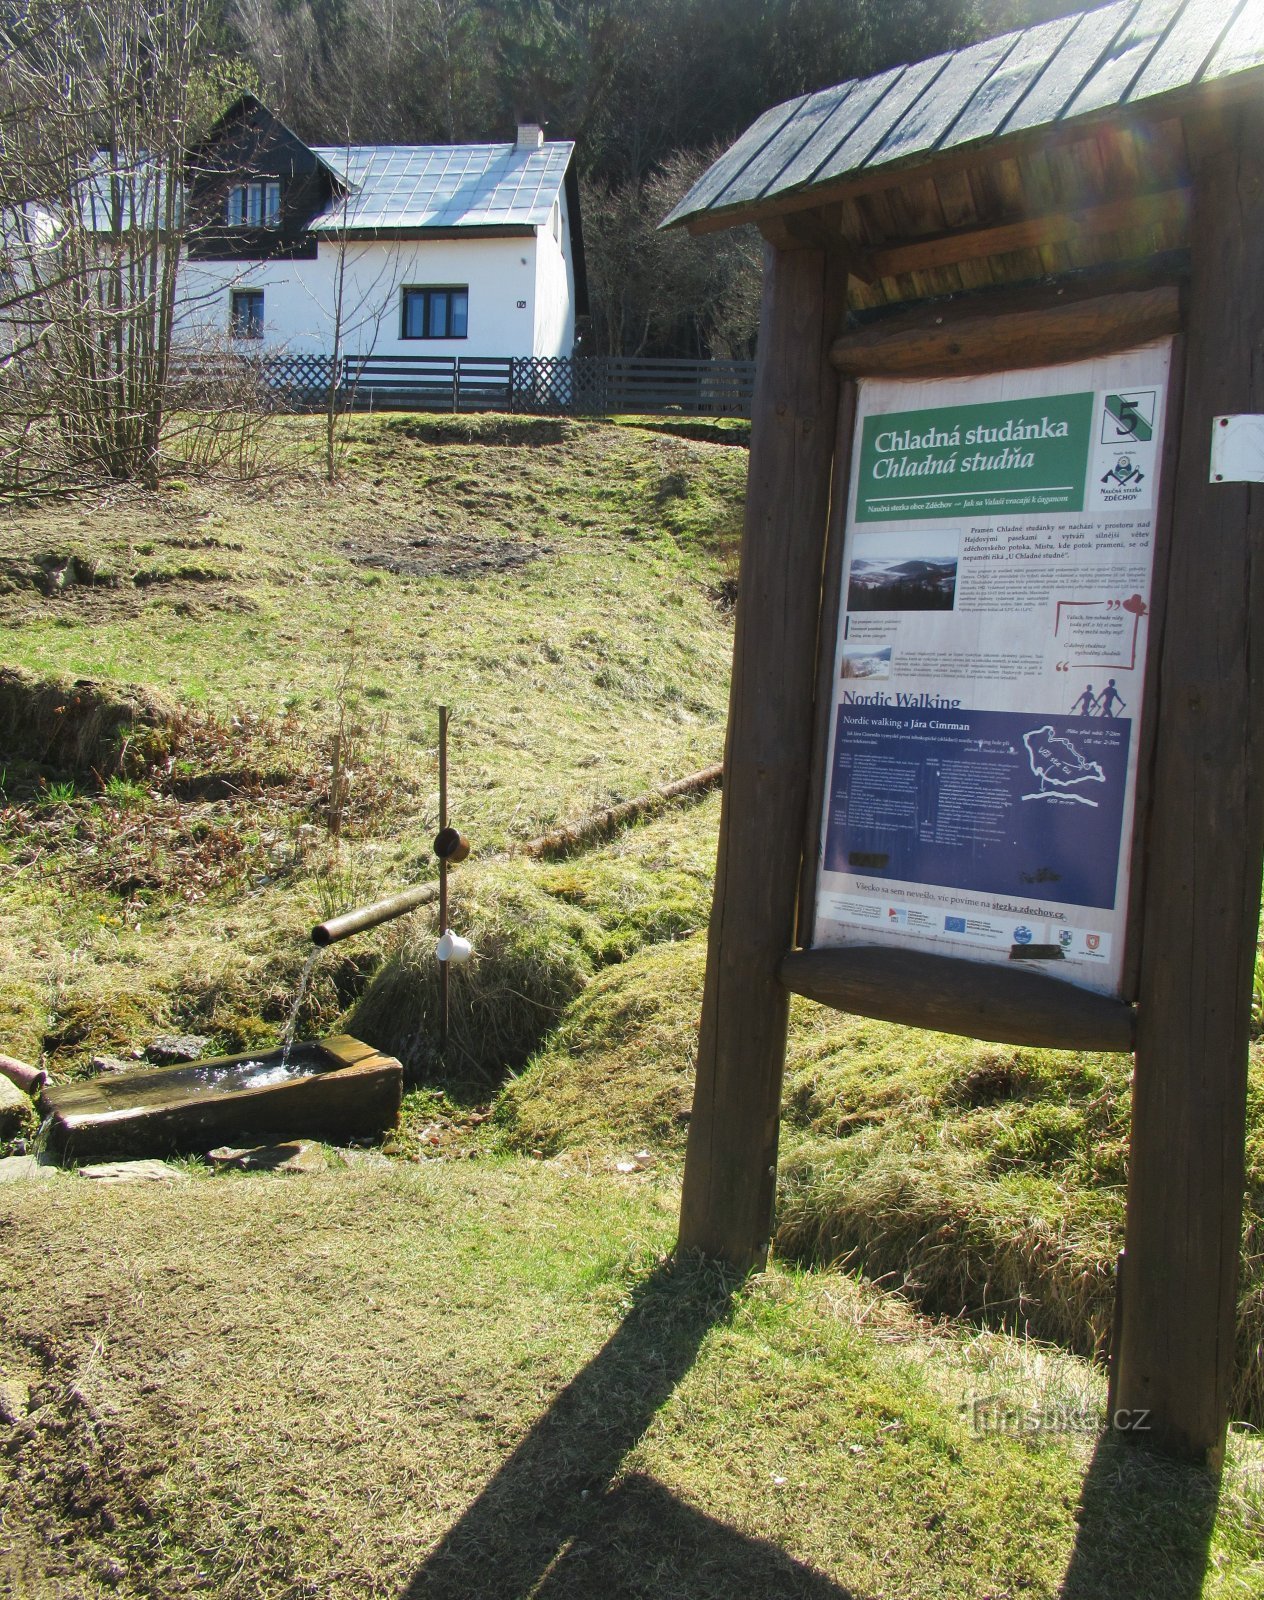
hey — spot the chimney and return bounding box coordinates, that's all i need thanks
[516,122,544,149]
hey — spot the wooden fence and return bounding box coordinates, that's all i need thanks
[248,353,755,417]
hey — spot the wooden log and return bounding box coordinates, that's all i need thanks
[831,284,1182,378]
[866,186,1189,280]
[678,243,843,1270]
[0,1053,48,1096]
[1114,104,1264,1466]
[518,764,723,859]
[779,946,1136,1053]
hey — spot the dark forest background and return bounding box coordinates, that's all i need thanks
[212,0,1094,356]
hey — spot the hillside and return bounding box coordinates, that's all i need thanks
[1,414,1262,1598]
[0,413,743,1070]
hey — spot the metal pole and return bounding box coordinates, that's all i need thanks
[438,705,449,1052]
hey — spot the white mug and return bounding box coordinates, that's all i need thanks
[436,930,473,965]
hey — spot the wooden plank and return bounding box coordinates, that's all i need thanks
[1001,2,1140,139]
[865,32,1021,170]
[1060,0,1187,123]
[1114,102,1264,1465]
[762,66,911,199]
[779,947,1136,1052]
[1128,0,1246,100]
[678,243,843,1271]
[759,211,876,283]
[1120,334,1185,1001]
[1206,0,1264,81]
[814,54,959,186]
[934,9,1083,153]
[830,283,1181,377]
[679,68,1264,241]
[796,384,856,947]
[661,94,812,226]
[726,82,861,207]
[866,186,1189,279]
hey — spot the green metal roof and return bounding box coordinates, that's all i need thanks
[663,0,1264,230]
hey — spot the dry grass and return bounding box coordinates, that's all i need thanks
[0,667,180,778]
[3,1162,1260,1600]
[496,927,1264,1429]
[0,414,739,1080]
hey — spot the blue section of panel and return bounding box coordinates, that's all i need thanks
[823,705,1131,910]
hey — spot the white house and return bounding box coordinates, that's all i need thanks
[177,95,586,362]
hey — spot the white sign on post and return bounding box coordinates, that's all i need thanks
[812,342,1172,999]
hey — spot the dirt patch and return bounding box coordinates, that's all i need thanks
[383,414,576,447]
[0,549,248,623]
[342,528,549,579]
[622,418,751,447]
[0,667,181,777]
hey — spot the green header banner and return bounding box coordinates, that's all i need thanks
[855,391,1095,522]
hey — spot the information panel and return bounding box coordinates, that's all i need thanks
[812,343,1172,998]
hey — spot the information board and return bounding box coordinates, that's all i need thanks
[812,343,1172,998]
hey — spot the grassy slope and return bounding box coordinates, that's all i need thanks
[3,415,1263,1592]
[0,414,740,1069]
[3,1162,1261,1600]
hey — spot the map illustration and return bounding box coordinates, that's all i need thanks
[1021,725,1106,807]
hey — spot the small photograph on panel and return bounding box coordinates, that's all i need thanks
[846,527,959,613]
[841,644,892,680]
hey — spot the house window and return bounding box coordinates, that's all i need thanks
[231,288,265,340]
[401,286,468,340]
[226,180,281,227]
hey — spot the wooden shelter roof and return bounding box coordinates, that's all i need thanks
[663,0,1264,239]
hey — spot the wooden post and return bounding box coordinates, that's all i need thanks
[438,704,450,1052]
[678,243,842,1269]
[1115,105,1264,1465]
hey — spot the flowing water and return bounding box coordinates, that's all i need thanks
[280,948,322,1069]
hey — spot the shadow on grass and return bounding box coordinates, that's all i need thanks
[402,1255,853,1600]
[1059,1433,1219,1600]
[616,418,752,448]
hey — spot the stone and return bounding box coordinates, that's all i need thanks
[0,1154,59,1183]
[0,1075,35,1139]
[144,1034,212,1065]
[90,1055,134,1075]
[77,1160,188,1184]
[337,1146,391,1169]
[206,1140,328,1174]
[0,1378,30,1423]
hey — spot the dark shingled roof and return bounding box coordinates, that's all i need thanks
[663,0,1264,231]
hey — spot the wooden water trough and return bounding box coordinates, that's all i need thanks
[42,1034,402,1163]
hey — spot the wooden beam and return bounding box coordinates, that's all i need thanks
[678,243,843,1271]
[1114,105,1264,1466]
[779,947,1136,1053]
[796,385,856,946]
[759,207,876,284]
[831,284,1182,378]
[866,187,1189,280]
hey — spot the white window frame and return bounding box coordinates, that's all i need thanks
[226,180,282,228]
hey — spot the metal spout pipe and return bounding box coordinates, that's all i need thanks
[311,882,439,946]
